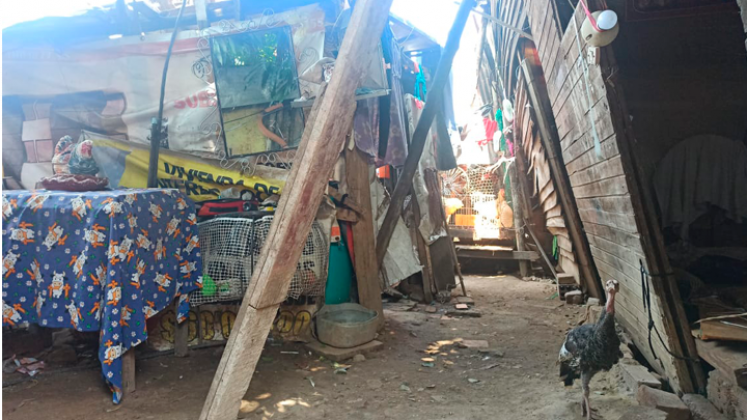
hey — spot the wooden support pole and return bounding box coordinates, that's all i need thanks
[508,162,530,278]
[345,146,384,321]
[411,193,435,303]
[174,317,189,357]
[520,61,604,300]
[375,0,476,268]
[198,1,393,418]
[122,349,136,395]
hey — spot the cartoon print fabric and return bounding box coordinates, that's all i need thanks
[2,189,201,403]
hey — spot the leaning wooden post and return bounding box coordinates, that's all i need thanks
[375,0,476,268]
[198,1,393,418]
[520,61,603,299]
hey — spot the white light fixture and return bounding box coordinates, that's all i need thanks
[580,10,619,47]
[595,10,618,31]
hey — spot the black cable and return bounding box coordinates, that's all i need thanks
[147,0,188,188]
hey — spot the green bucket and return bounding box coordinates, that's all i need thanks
[325,237,353,305]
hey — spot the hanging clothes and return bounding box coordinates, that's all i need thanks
[352,25,408,167]
[653,135,747,240]
[479,118,498,146]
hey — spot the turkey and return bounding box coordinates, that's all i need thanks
[558,279,622,419]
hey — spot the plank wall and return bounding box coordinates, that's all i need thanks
[520,0,684,387]
[514,77,579,281]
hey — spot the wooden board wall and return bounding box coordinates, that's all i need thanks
[519,0,690,391]
[514,77,579,281]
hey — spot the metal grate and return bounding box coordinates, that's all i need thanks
[189,216,329,307]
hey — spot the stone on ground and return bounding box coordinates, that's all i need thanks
[617,406,669,420]
[707,370,747,420]
[681,394,727,420]
[458,340,489,349]
[636,386,691,420]
[305,339,383,362]
[620,363,662,391]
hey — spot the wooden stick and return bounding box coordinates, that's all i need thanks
[198,1,393,418]
[345,146,384,322]
[520,61,603,299]
[524,219,557,280]
[375,0,476,268]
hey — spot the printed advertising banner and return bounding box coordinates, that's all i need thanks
[92,136,288,201]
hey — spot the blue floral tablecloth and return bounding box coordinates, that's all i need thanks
[2,189,201,403]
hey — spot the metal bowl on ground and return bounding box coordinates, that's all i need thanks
[315,303,379,349]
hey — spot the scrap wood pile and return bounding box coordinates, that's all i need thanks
[668,243,747,393]
[670,245,747,343]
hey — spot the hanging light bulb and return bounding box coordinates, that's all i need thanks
[580,10,620,47]
[595,10,618,31]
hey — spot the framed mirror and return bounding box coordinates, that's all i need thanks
[212,26,303,157]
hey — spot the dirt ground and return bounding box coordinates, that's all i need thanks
[3,275,639,420]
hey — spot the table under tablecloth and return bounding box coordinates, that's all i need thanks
[2,188,201,403]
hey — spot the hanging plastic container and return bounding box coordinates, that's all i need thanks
[324,237,353,305]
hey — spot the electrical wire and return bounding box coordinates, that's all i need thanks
[147,0,188,188]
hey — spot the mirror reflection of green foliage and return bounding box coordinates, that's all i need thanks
[213,30,297,104]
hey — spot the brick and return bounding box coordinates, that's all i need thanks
[637,386,691,420]
[681,394,727,420]
[455,296,475,305]
[620,363,662,392]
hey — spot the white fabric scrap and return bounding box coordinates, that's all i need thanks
[653,135,747,239]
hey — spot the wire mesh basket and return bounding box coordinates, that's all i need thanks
[189,215,329,307]
[441,165,506,238]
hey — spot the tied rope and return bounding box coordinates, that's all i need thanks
[639,260,699,364]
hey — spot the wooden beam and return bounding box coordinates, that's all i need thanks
[198,1,393,418]
[520,60,604,300]
[345,146,384,320]
[508,160,530,278]
[375,0,476,269]
[410,192,436,303]
[455,245,540,261]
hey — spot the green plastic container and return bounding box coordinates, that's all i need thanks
[324,238,353,305]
